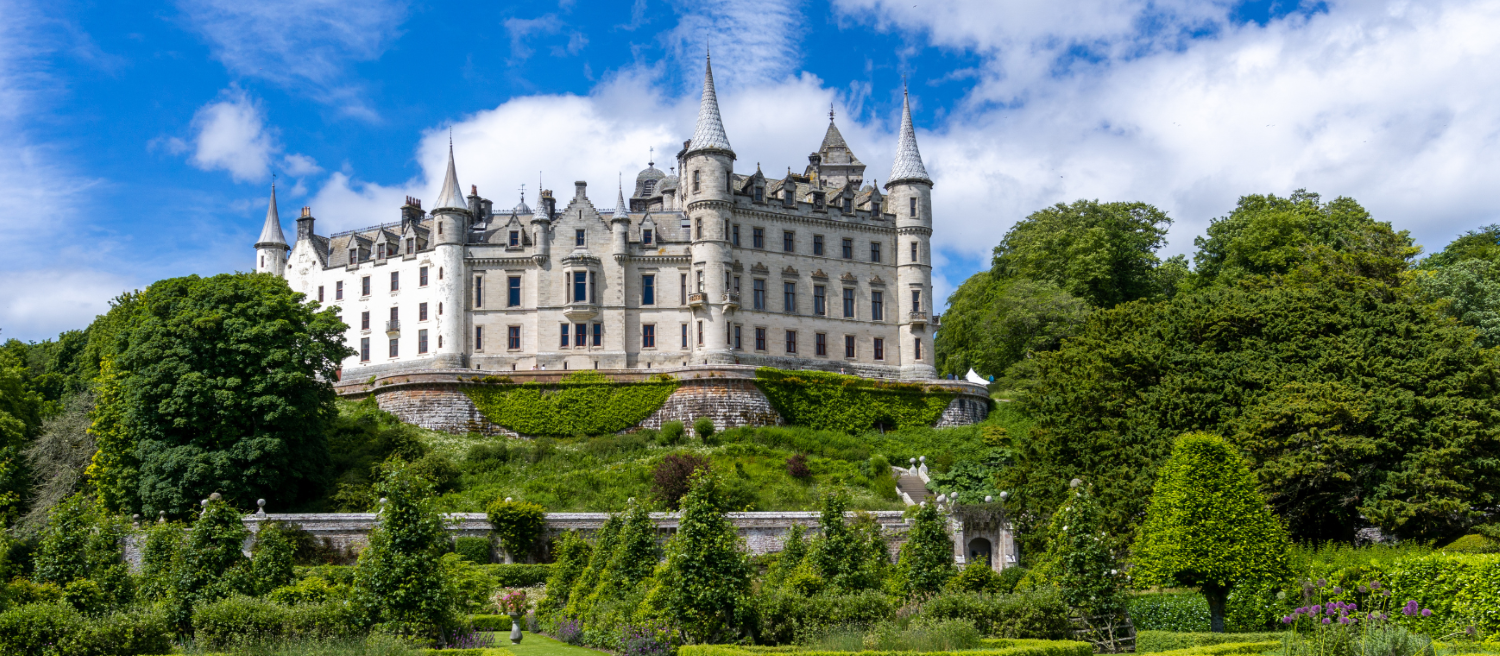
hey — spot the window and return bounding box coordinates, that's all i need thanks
[814,192,825,211]
[643,324,656,348]
[841,238,853,259]
[406,238,414,255]
[476,326,484,350]
[843,288,855,318]
[681,273,687,305]
[360,337,370,361]
[592,323,602,347]
[317,286,324,302]
[642,274,655,305]
[575,229,586,247]
[681,324,689,348]
[785,330,797,354]
[911,241,919,262]
[696,270,704,292]
[508,276,521,307]
[752,227,765,249]
[438,302,442,315]
[872,291,884,321]
[560,324,570,348]
[813,235,825,256]
[816,333,827,356]
[732,225,741,247]
[754,186,764,202]
[508,326,521,349]
[389,338,398,358]
[509,230,520,247]
[420,267,428,286]
[874,338,885,360]
[349,249,358,264]
[914,337,923,360]
[844,197,852,213]
[734,325,742,350]
[643,229,653,245]
[753,279,766,310]
[439,267,443,280]
[871,242,881,263]
[418,329,429,354]
[697,321,704,346]
[784,282,796,313]
[360,311,370,331]
[783,230,795,252]
[733,276,741,293]
[390,306,398,326]
[335,281,344,300]
[845,335,856,358]
[692,169,701,193]
[575,323,587,347]
[573,272,587,303]
[912,289,922,313]
[814,285,826,315]
[474,276,483,307]
[391,271,399,291]
[419,302,428,321]
[361,276,371,296]
[754,327,767,351]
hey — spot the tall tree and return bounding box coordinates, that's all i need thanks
[893,501,955,597]
[992,200,1173,308]
[935,276,1090,381]
[351,460,462,637]
[644,471,752,643]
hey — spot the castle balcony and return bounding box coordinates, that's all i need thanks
[722,291,740,310]
[385,320,401,335]
[688,292,708,309]
[907,311,929,327]
[564,302,598,322]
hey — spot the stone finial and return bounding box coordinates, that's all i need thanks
[201,499,209,507]
[209,492,222,501]
[919,456,926,463]
[506,497,514,502]
[937,494,947,504]
[158,511,166,524]
[256,499,267,517]
[132,514,140,529]
[1069,478,1082,489]
[909,458,916,466]
[984,495,993,503]
[1000,491,1009,501]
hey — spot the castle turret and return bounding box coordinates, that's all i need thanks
[683,50,736,364]
[431,143,470,369]
[885,87,936,380]
[611,180,630,262]
[255,183,289,276]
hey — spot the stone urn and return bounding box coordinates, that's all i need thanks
[509,613,523,645]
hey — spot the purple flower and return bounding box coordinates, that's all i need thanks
[1283,617,1295,625]
[1422,609,1433,617]
[1312,604,1323,614]
[1319,578,1328,587]
[1371,581,1381,590]
[1323,618,1332,625]
[1334,587,1344,594]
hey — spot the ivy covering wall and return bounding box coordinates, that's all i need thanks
[463,371,678,437]
[754,368,957,434]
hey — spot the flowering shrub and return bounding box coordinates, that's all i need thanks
[556,616,584,645]
[498,589,529,615]
[621,622,680,656]
[1279,579,1436,656]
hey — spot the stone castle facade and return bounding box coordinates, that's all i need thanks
[255,56,939,380]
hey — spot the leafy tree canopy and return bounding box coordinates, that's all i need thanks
[935,276,1090,381]
[1409,259,1500,349]
[992,199,1173,308]
[1422,224,1500,269]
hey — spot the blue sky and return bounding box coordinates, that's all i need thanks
[1,0,1497,341]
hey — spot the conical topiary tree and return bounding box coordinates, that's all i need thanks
[1042,479,1125,618]
[1133,432,1291,633]
[350,460,462,637]
[643,470,751,643]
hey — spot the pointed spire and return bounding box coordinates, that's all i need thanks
[614,176,630,219]
[687,50,733,154]
[434,141,468,211]
[888,86,932,187]
[256,183,288,248]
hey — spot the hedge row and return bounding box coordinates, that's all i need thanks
[295,564,551,588]
[753,368,957,434]
[0,604,171,656]
[1146,642,1281,656]
[415,650,515,656]
[470,615,514,631]
[1299,553,1500,640]
[1136,631,1285,653]
[463,371,678,436]
[193,595,361,648]
[681,638,1092,656]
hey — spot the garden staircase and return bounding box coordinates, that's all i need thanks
[893,465,934,505]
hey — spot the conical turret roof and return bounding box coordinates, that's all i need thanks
[256,184,288,248]
[887,87,932,187]
[687,52,733,154]
[433,142,469,211]
[613,180,630,219]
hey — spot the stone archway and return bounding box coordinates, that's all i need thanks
[967,537,993,566]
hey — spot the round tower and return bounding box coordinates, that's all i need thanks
[683,51,736,364]
[254,183,289,277]
[885,88,937,380]
[431,143,471,369]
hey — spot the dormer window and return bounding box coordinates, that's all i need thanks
[406,238,414,254]
[643,179,656,196]
[575,229,585,247]
[813,193,825,211]
[509,230,520,247]
[843,197,852,213]
[349,249,358,264]
[643,229,653,245]
[754,186,764,202]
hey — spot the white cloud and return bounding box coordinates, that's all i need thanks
[282,153,322,177]
[663,0,805,89]
[0,269,138,342]
[188,88,275,183]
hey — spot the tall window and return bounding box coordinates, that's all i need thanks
[573,272,587,302]
[914,338,923,360]
[909,197,917,217]
[870,242,881,262]
[361,276,371,296]
[697,321,704,346]
[642,274,655,305]
[733,325,742,350]
[843,196,852,213]
[475,326,484,350]
[911,241,919,262]
[471,276,482,307]
[350,249,358,264]
[317,286,324,302]
[575,323,587,348]
[754,186,764,202]
[694,218,701,240]
[752,227,765,249]
[872,291,884,321]
[813,235,825,256]
[643,324,656,348]
[844,335,856,358]
[754,327,767,351]
[874,338,885,360]
[419,302,428,321]
[783,282,796,313]
[681,324,688,348]
[783,230,795,252]
[592,323,602,347]
[389,338,398,358]
[814,285,826,315]
[360,311,370,330]
[336,281,344,300]
[508,276,522,307]
[785,330,797,354]
[912,289,922,313]
[508,326,521,349]
[560,324,570,348]
[843,288,855,318]
[360,337,370,361]
[389,306,398,327]
[696,270,704,292]
[680,273,687,305]
[420,267,429,286]
[732,225,741,247]
[391,271,399,291]
[692,169,701,193]
[841,238,853,259]
[643,228,653,245]
[575,229,586,247]
[816,333,827,356]
[509,230,520,247]
[753,279,766,310]
[418,329,429,354]
[406,238,414,254]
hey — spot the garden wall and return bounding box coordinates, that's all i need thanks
[336,365,990,436]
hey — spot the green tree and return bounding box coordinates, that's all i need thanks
[136,520,184,602]
[351,460,461,637]
[1191,190,1414,289]
[32,493,133,609]
[250,521,297,595]
[643,471,751,643]
[893,502,954,597]
[808,491,887,592]
[1002,275,1500,548]
[564,513,621,619]
[992,199,1173,308]
[168,494,255,630]
[1041,480,1124,618]
[0,351,46,523]
[935,275,1091,382]
[1421,224,1500,269]
[1411,258,1500,348]
[1133,433,1291,633]
[541,531,592,613]
[97,273,350,516]
[487,499,546,563]
[765,523,807,589]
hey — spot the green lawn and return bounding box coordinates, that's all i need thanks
[485,633,605,656]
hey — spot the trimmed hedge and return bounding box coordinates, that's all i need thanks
[680,638,1092,656]
[754,591,897,645]
[470,615,514,631]
[753,368,958,434]
[0,603,171,656]
[918,590,1072,639]
[1136,632,1284,653]
[1127,593,1211,632]
[1301,553,1500,640]
[463,371,678,436]
[455,537,493,564]
[1146,642,1281,656]
[192,596,360,649]
[295,564,550,588]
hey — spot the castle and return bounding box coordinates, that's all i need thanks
[255,56,938,380]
